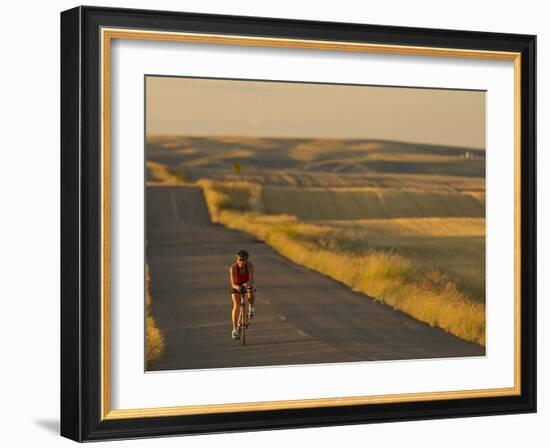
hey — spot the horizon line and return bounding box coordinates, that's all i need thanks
[145,134,486,152]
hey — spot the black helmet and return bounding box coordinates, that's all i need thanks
[235,249,249,260]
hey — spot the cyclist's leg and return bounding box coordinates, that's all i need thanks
[231,292,240,331]
[246,289,255,306]
[247,288,255,317]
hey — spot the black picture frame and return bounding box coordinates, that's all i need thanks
[61,5,536,442]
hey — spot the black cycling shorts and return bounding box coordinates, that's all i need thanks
[230,285,253,294]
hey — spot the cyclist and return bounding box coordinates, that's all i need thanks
[229,249,256,340]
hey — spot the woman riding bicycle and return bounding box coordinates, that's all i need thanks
[229,250,256,340]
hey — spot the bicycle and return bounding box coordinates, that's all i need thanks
[236,285,256,346]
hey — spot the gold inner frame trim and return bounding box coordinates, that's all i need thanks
[100,27,522,421]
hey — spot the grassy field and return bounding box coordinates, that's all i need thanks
[147,136,485,191]
[261,186,484,220]
[148,135,486,346]
[197,179,486,345]
[313,217,485,302]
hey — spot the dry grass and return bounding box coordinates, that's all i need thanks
[198,179,263,215]
[145,264,165,367]
[146,160,189,186]
[198,179,486,346]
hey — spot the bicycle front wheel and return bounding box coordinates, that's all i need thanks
[240,303,246,346]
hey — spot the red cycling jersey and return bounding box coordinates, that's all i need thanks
[233,263,249,285]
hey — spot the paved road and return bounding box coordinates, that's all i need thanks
[146,185,484,371]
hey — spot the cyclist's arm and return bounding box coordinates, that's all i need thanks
[246,262,255,285]
[229,266,241,290]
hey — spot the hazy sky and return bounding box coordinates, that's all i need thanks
[146,76,485,149]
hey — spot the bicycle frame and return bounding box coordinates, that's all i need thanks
[238,290,248,346]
